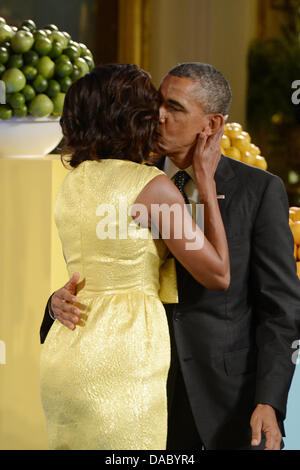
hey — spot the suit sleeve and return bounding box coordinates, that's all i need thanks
[40,295,55,344]
[251,175,300,419]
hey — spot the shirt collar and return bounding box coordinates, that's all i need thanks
[163,157,196,183]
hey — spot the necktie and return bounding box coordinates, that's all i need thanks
[173,170,191,205]
[170,170,192,290]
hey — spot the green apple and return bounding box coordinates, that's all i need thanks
[0,104,12,120]
[34,37,52,56]
[21,19,36,31]
[33,74,48,93]
[64,45,80,61]
[52,92,65,117]
[24,50,39,66]
[50,31,68,49]
[29,93,54,117]
[46,79,61,98]
[74,57,89,78]
[0,24,14,43]
[37,56,55,79]
[2,68,26,93]
[13,104,28,117]
[8,92,25,109]
[44,24,58,31]
[8,54,24,69]
[22,65,38,81]
[49,40,64,59]
[55,60,73,78]
[0,46,9,64]
[34,29,47,41]
[83,55,94,71]
[11,30,34,53]
[22,84,36,101]
[59,76,72,93]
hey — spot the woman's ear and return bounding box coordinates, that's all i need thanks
[206,114,226,136]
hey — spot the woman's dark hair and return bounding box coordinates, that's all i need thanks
[60,64,161,168]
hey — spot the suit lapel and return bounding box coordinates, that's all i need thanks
[215,155,236,195]
[214,155,238,223]
[177,155,237,299]
[154,155,238,300]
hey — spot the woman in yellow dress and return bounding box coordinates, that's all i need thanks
[40,64,230,450]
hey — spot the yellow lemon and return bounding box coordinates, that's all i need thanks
[225,126,242,140]
[229,122,242,130]
[221,134,231,150]
[294,245,298,260]
[242,151,257,166]
[289,218,294,227]
[291,222,300,245]
[224,123,233,133]
[232,135,251,153]
[290,207,300,222]
[297,262,300,278]
[298,246,300,261]
[289,209,296,222]
[240,131,251,143]
[224,147,241,160]
[249,143,261,156]
[255,156,267,170]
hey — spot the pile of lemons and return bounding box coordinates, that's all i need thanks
[289,207,300,278]
[221,122,268,171]
[222,123,300,278]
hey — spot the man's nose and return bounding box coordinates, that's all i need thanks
[159,106,167,123]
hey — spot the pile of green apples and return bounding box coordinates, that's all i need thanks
[0,17,94,119]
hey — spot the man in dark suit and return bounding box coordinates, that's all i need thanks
[40,63,300,450]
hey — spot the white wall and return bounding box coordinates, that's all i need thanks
[148,0,257,126]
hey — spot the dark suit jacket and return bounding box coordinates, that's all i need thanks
[40,155,300,449]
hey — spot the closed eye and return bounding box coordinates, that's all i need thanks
[167,99,185,112]
[168,104,183,112]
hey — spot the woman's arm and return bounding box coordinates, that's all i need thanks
[133,130,230,291]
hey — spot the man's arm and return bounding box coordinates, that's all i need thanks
[250,174,300,448]
[40,295,55,344]
[39,273,81,344]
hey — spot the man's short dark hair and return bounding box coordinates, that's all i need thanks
[168,62,232,115]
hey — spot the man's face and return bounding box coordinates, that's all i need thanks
[158,74,209,167]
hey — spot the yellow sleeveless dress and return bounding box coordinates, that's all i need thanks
[40,159,177,450]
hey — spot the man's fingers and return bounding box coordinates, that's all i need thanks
[52,298,81,317]
[195,132,207,153]
[55,314,76,331]
[208,125,225,145]
[264,430,282,450]
[53,309,80,325]
[55,288,76,303]
[251,417,262,446]
[264,431,276,450]
[65,272,80,290]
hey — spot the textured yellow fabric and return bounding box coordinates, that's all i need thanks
[40,159,178,450]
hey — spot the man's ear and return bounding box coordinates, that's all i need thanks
[205,114,226,136]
